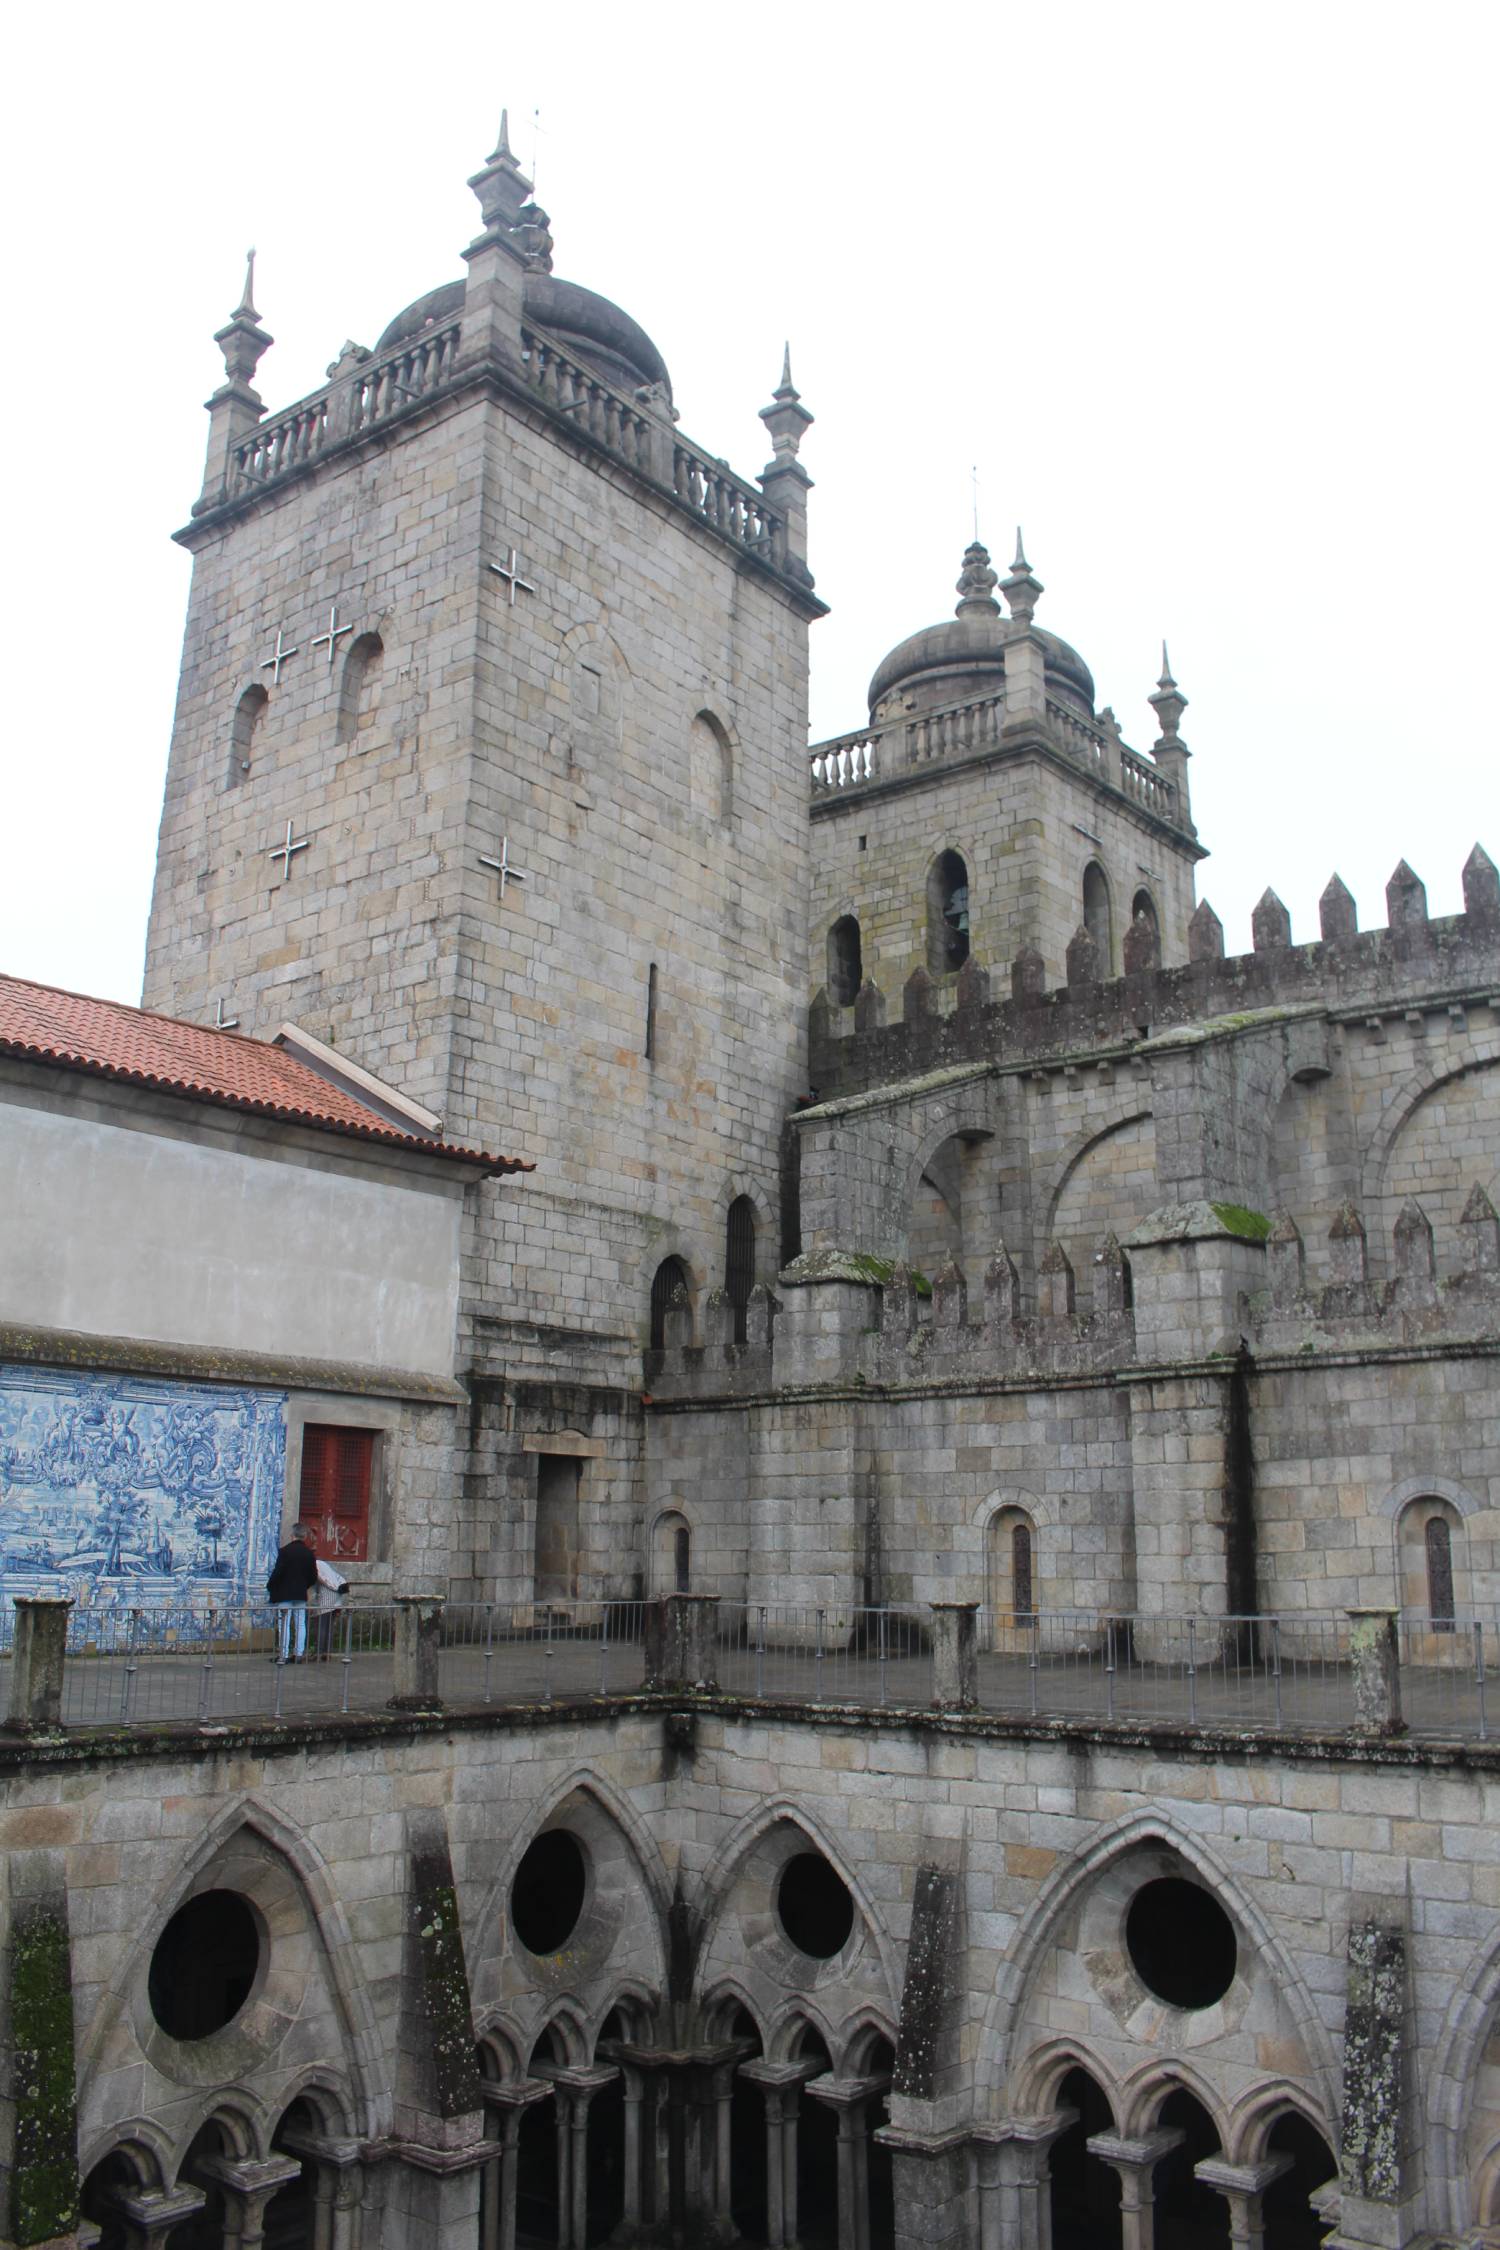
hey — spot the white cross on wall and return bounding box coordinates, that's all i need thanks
[310,606,354,668]
[487,548,536,605]
[267,820,310,880]
[479,837,530,899]
[259,626,299,684]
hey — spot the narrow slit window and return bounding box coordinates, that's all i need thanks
[645,963,658,1060]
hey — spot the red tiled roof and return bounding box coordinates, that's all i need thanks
[0,973,530,1175]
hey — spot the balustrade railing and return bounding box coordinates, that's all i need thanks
[520,324,656,474]
[348,320,461,437]
[672,438,786,566]
[810,730,879,792]
[232,395,331,492]
[1120,746,1177,822]
[230,318,463,498]
[1045,698,1114,782]
[905,691,1004,765]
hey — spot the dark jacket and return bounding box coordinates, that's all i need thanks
[267,1539,318,1604]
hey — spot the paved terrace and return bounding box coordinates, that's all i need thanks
[1,1597,1491,1745]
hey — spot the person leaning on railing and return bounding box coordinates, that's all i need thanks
[266,1524,318,1663]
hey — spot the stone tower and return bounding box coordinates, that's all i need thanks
[143,120,825,1597]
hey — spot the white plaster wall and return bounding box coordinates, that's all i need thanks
[0,1093,463,1377]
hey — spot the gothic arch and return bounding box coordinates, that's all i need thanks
[1118,2054,1229,2142]
[475,2018,526,2085]
[840,2010,900,2075]
[981,1813,1339,2125]
[559,621,630,766]
[1223,2078,1337,2167]
[77,2120,172,2199]
[768,1998,842,2064]
[700,1978,768,2047]
[1425,1922,1500,2234]
[1006,2035,1123,2123]
[469,1766,674,1999]
[1041,1109,1156,1304]
[692,1795,901,2009]
[78,1792,386,2139]
[1041,1110,1156,1243]
[528,2004,593,2069]
[170,2092,265,2170]
[590,1980,658,2048]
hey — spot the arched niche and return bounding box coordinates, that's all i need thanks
[228,684,268,789]
[690,709,734,822]
[1082,860,1113,970]
[827,915,863,1008]
[336,632,383,748]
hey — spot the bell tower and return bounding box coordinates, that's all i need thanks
[144,117,826,1596]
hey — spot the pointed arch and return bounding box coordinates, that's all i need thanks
[1005,2036,1123,2125]
[1426,1923,1500,2236]
[691,1794,900,2007]
[77,1792,387,2141]
[981,1812,1339,2126]
[700,1977,769,2049]
[77,2120,173,2198]
[768,1997,842,2065]
[1223,2078,1338,2168]
[839,2009,900,2075]
[1118,2054,1230,2142]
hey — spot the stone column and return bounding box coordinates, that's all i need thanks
[5,1597,71,1731]
[974,2111,1076,2250]
[389,1595,445,1710]
[480,2079,549,2250]
[537,2064,617,2248]
[1086,2130,1182,2250]
[806,2073,892,2250]
[711,2060,738,2236]
[929,1603,979,1709]
[195,2153,303,2247]
[1347,1610,1404,1735]
[112,2185,210,2247]
[739,2060,823,2248]
[276,2128,364,2250]
[1193,2154,1293,2249]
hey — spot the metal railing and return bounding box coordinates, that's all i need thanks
[2,1599,1494,1742]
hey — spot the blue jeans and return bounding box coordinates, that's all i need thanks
[275,1602,308,1661]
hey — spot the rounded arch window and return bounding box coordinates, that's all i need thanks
[926,850,970,974]
[511,1830,588,1956]
[337,632,383,747]
[1398,1496,1462,1630]
[827,915,863,1008]
[649,1256,690,1352]
[725,1196,757,1343]
[148,1890,261,2041]
[691,710,733,821]
[1082,860,1112,965]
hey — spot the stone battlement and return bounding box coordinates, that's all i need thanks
[809,848,1500,1101]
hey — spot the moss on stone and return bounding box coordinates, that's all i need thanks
[1209,1202,1272,1242]
[8,1903,79,2245]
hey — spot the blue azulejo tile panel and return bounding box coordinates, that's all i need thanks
[0,1365,285,1614]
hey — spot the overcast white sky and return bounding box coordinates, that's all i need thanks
[2,1,1495,1004]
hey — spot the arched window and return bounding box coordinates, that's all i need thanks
[827,916,863,1008]
[229,684,268,788]
[725,1196,756,1343]
[1012,1521,1034,1617]
[649,1256,690,1352]
[1131,887,1159,942]
[337,632,383,747]
[926,850,970,975]
[1082,860,1112,965]
[691,710,733,821]
[1425,1516,1455,1627]
[987,1505,1039,1640]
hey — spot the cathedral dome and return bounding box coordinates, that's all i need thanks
[376,275,672,401]
[867,541,1095,719]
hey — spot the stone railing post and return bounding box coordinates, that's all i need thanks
[1347,1609,1404,1735]
[389,1595,446,1711]
[929,1602,979,1710]
[648,1594,721,1692]
[4,1597,72,1732]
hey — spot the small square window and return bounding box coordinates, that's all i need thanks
[299,1426,376,1560]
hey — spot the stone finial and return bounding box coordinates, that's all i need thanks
[1462,842,1500,920]
[1461,1184,1499,1277]
[1251,888,1292,952]
[954,540,1000,619]
[1011,946,1047,1003]
[760,345,814,462]
[1187,898,1224,963]
[1000,528,1044,625]
[955,954,990,1012]
[853,978,886,1033]
[1385,859,1428,930]
[903,965,934,1022]
[932,1258,968,1329]
[1039,1239,1075,1320]
[1065,924,1100,990]
[213,250,274,388]
[1093,1233,1129,1318]
[808,987,834,1048]
[512,201,554,272]
[1268,1211,1305,1307]
[983,1242,1020,1326]
[1327,1202,1368,1289]
[468,107,535,235]
[881,1261,918,1338]
[1392,1198,1435,1285]
[745,1282,778,1350]
[1122,907,1161,976]
[1148,641,1188,744]
[1318,873,1358,942]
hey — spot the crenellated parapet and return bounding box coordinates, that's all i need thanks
[1251,1185,1500,1350]
[809,847,1500,1101]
